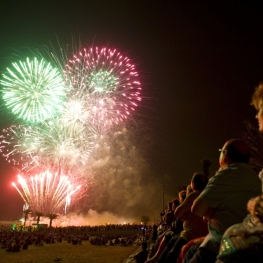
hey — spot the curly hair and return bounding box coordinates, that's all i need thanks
[251,82,263,110]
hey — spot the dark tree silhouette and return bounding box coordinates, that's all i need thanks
[35,211,44,226]
[47,213,59,227]
[141,215,150,225]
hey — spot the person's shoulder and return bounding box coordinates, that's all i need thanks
[211,163,252,177]
[184,191,200,201]
[187,191,199,198]
[229,163,258,178]
[228,162,256,172]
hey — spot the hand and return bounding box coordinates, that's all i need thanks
[247,194,263,222]
[203,216,209,223]
[203,207,214,221]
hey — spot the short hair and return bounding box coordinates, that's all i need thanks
[172,198,180,208]
[191,173,208,191]
[225,139,250,163]
[178,190,186,201]
[251,82,263,110]
[168,201,173,210]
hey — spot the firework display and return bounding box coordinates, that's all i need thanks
[12,171,81,214]
[64,47,142,126]
[1,57,66,123]
[0,120,96,172]
[0,124,36,168]
[0,44,142,214]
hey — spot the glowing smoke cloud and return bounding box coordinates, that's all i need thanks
[78,126,161,220]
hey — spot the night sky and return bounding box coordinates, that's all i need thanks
[0,1,263,220]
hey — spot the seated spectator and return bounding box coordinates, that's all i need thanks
[134,241,148,263]
[147,196,184,262]
[246,83,263,223]
[214,84,263,263]
[178,237,205,263]
[165,201,175,228]
[154,173,209,263]
[187,139,261,263]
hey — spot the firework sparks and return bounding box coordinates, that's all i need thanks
[12,171,81,214]
[64,47,142,126]
[0,120,96,172]
[0,124,35,167]
[1,57,66,123]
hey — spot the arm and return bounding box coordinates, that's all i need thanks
[191,195,211,218]
[247,194,263,222]
[174,193,195,220]
[191,174,220,219]
[174,204,188,220]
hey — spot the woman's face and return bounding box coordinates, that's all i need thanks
[256,99,263,133]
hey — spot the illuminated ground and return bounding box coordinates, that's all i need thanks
[0,241,138,263]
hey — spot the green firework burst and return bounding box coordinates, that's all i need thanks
[1,57,66,123]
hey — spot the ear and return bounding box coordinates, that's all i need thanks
[223,150,232,165]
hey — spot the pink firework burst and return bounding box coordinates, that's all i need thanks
[64,47,142,127]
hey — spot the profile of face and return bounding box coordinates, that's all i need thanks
[256,99,263,133]
[219,142,228,168]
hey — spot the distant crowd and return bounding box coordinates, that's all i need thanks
[0,223,150,253]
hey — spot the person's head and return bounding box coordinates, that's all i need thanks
[171,198,180,211]
[219,139,250,168]
[167,201,173,211]
[190,173,208,191]
[178,190,186,203]
[251,83,263,132]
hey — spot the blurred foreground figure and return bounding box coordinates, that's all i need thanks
[216,83,263,263]
[247,82,263,220]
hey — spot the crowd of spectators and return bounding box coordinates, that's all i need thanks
[0,223,150,254]
[136,138,262,263]
[127,83,263,263]
[3,84,263,263]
